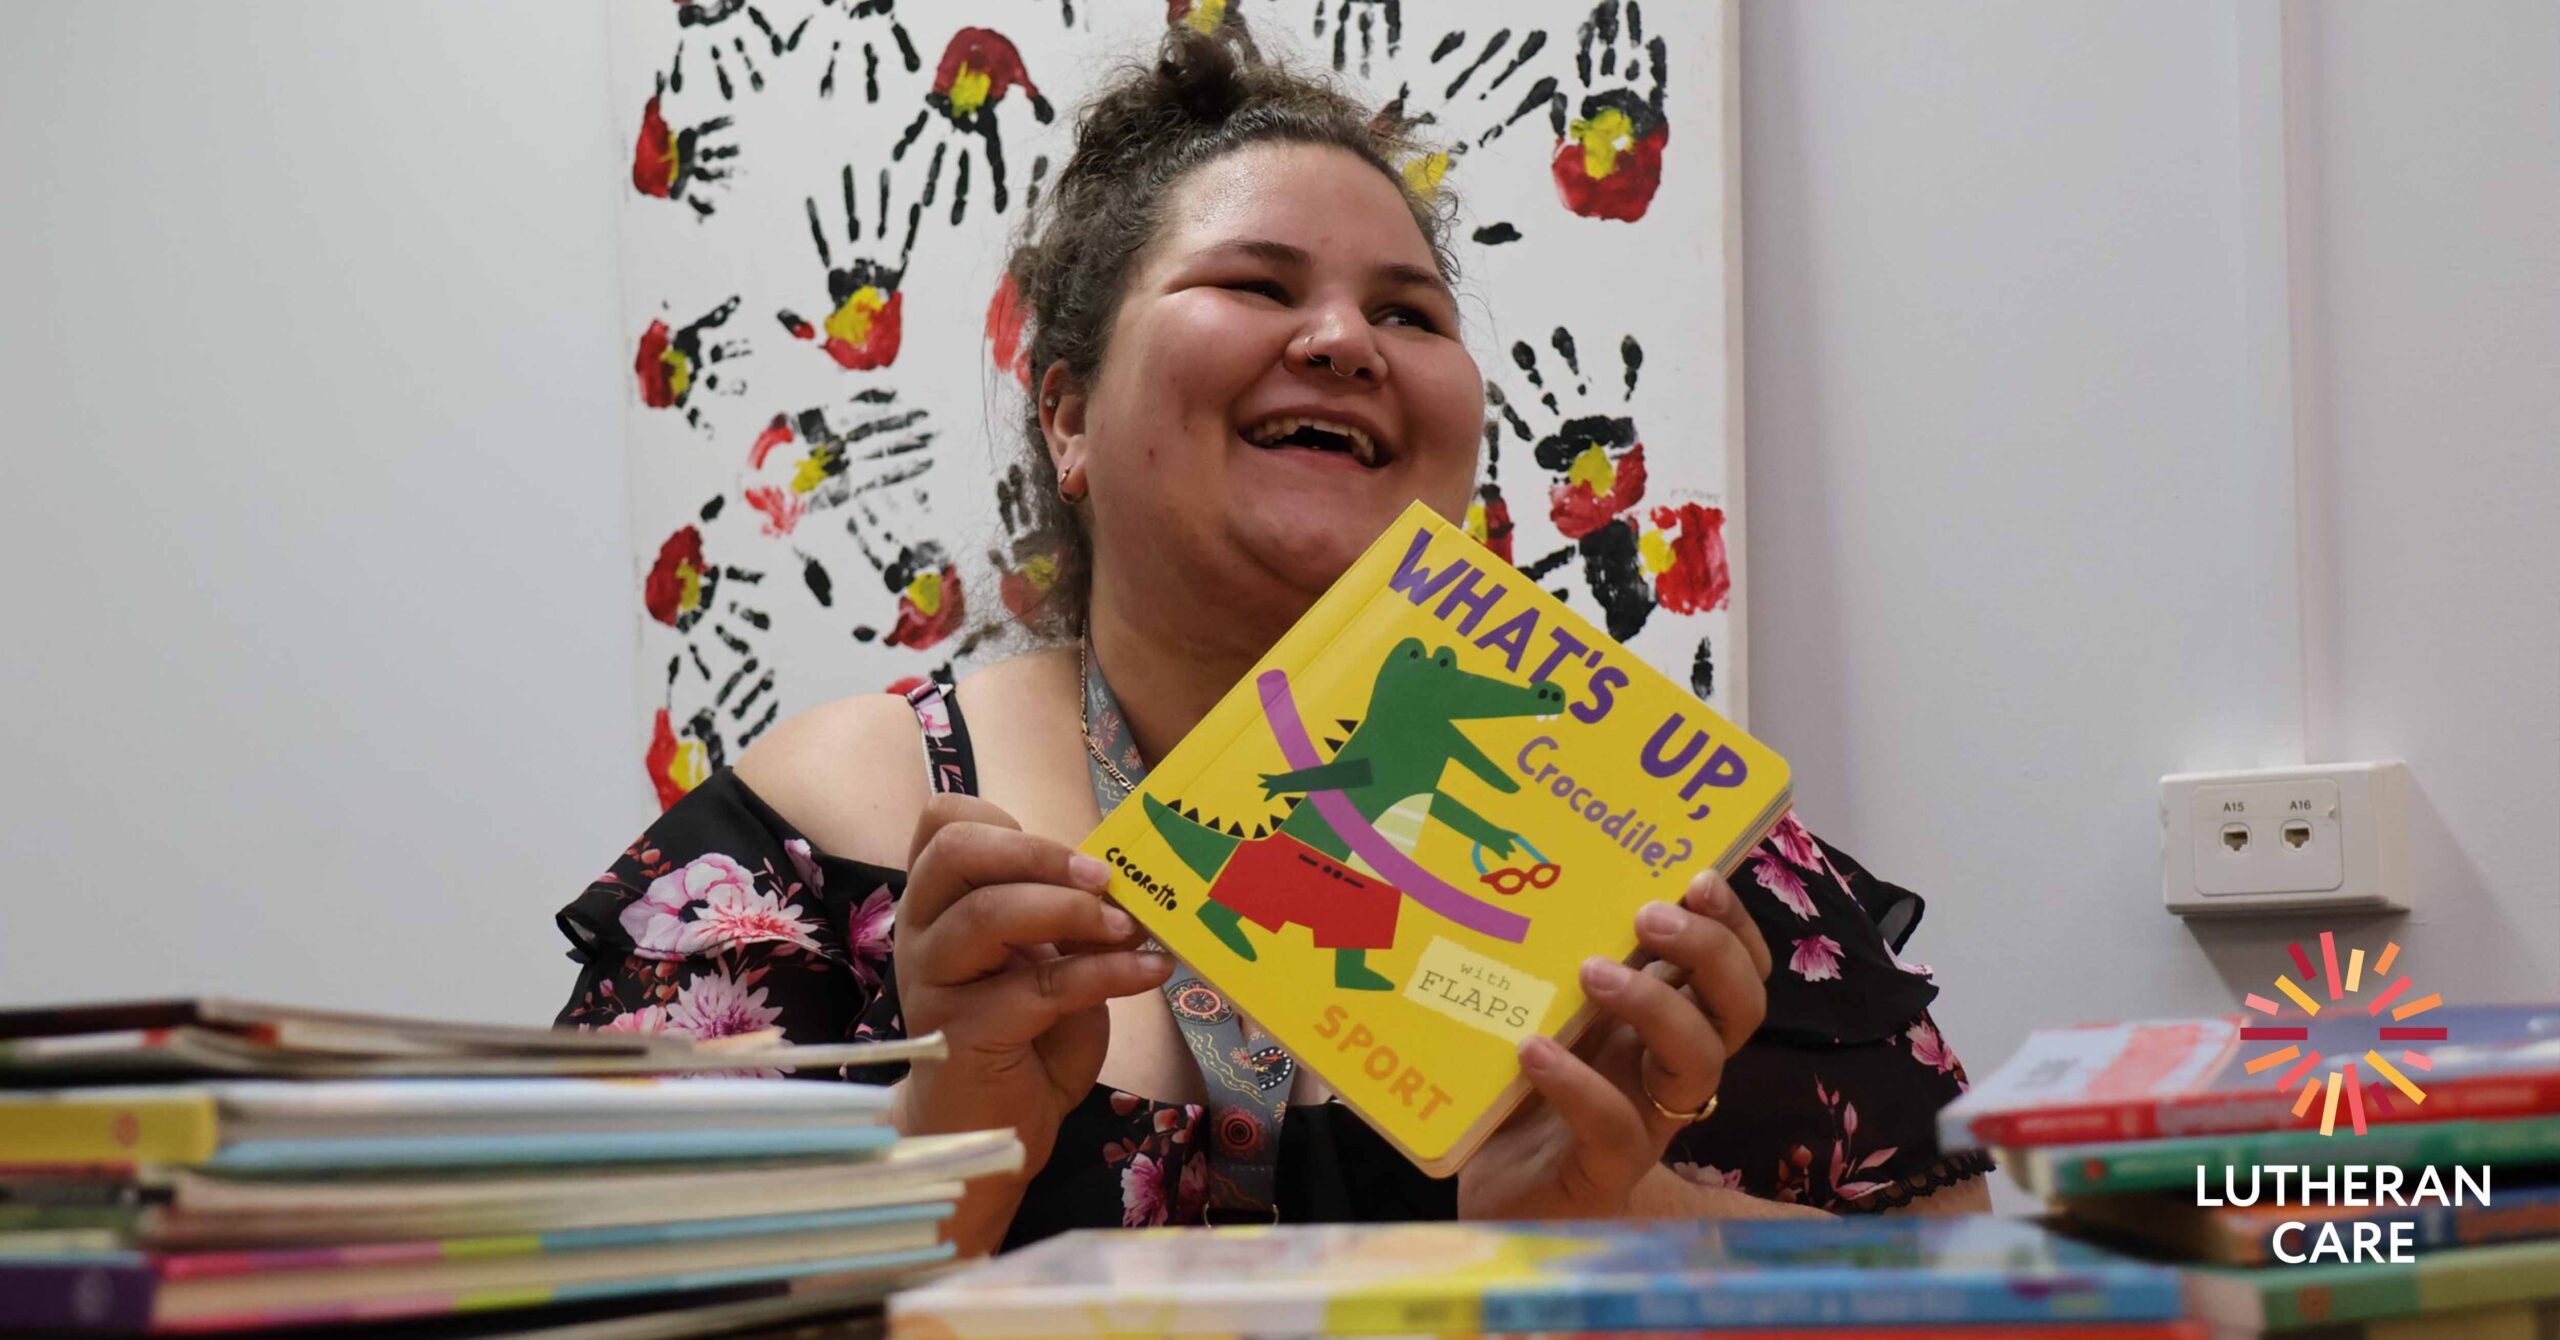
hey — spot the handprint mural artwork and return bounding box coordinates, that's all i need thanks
[635,296,749,431]
[775,160,945,370]
[738,389,938,538]
[631,77,738,218]
[814,0,921,103]
[888,27,1055,218]
[1549,0,1669,222]
[613,0,1742,796]
[1498,328,1726,644]
[1372,21,1557,243]
[643,497,780,809]
[989,460,1070,628]
[1314,0,1401,77]
[669,5,809,103]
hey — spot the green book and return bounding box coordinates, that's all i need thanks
[2186,1237,2560,1333]
[2013,1113,2560,1198]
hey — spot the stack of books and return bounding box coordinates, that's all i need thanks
[1940,999,2560,1338]
[0,998,1018,1335]
[890,1217,2205,1338]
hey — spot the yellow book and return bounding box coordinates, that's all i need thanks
[0,1089,218,1165]
[1081,502,1791,1174]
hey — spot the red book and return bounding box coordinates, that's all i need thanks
[1938,1005,2560,1150]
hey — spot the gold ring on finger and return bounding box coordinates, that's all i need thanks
[1641,1075,1718,1124]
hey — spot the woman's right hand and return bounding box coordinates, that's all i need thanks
[888,794,1172,1204]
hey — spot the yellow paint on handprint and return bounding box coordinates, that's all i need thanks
[1401,150,1453,201]
[947,66,992,117]
[1572,107,1636,179]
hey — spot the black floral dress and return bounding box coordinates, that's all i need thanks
[554,678,1992,1245]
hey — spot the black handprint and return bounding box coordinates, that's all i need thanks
[1313,0,1400,77]
[1549,0,1670,222]
[635,296,749,431]
[644,495,777,807]
[669,3,811,103]
[631,74,736,219]
[1379,23,1560,244]
[774,156,949,371]
[884,26,1056,219]
[814,0,920,104]
[740,388,938,539]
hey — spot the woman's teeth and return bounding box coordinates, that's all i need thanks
[1241,416,1380,466]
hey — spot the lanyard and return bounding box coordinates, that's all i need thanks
[1079,641,1289,1221]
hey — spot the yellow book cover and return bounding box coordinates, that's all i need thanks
[1081,501,1791,1175]
[0,1089,219,1165]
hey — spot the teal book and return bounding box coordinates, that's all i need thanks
[2014,1113,2560,1198]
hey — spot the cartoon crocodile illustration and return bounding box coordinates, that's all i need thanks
[1144,638,1565,990]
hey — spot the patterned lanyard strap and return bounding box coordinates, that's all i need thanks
[1079,640,1291,1222]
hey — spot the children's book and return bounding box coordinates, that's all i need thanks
[1079,502,1791,1174]
[2061,1178,2560,1266]
[0,1213,952,1332]
[886,1218,2185,1337]
[0,1023,944,1082]
[6,1130,1022,1248]
[0,1077,893,1166]
[1939,1006,2560,1150]
[0,1085,902,1171]
[2009,1113,2560,1199]
[2183,1236,2560,1333]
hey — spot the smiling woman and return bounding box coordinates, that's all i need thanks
[555,16,1989,1254]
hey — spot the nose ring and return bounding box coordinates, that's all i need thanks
[1302,347,1360,378]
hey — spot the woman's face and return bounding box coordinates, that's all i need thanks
[1059,141,1483,625]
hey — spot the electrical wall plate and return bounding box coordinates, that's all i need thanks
[2162,761,2412,917]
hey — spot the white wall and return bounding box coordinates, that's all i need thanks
[1742,0,2560,1177]
[0,2,633,1025]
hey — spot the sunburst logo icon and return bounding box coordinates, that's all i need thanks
[2240,932,2450,1137]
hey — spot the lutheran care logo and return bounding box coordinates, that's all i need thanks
[2239,931,2449,1137]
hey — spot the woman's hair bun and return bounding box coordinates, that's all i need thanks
[1152,18,1259,124]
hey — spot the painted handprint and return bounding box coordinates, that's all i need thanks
[1169,0,1238,37]
[1374,22,1559,245]
[631,75,737,218]
[775,159,946,370]
[1313,0,1400,77]
[1548,0,1669,222]
[1498,328,1726,644]
[668,3,809,103]
[983,271,1037,388]
[988,459,1072,629]
[739,388,937,539]
[885,27,1056,219]
[813,0,920,103]
[643,497,778,808]
[635,296,749,431]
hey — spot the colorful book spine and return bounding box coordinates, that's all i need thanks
[170,1242,955,1333]
[0,1093,218,1165]
[202,1124,899,1171]
[2029,1113,2560,1196]
[156,1202,951,1280]
[1468,1266,2186,1332]
[1972,1071,2560,1147]
[0,1254,156,1330]
[2186,1237,2560,1332]
[2206,1181,2560,1265]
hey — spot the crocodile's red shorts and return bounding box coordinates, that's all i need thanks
[1207,832,1401,951]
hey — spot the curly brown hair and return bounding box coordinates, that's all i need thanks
[995,18,1459,640]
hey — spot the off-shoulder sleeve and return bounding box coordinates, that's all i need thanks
[1660,814,1995,1212]
[553,772,905,1060]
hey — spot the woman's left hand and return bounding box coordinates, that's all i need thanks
[1458,870,1772,1220]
